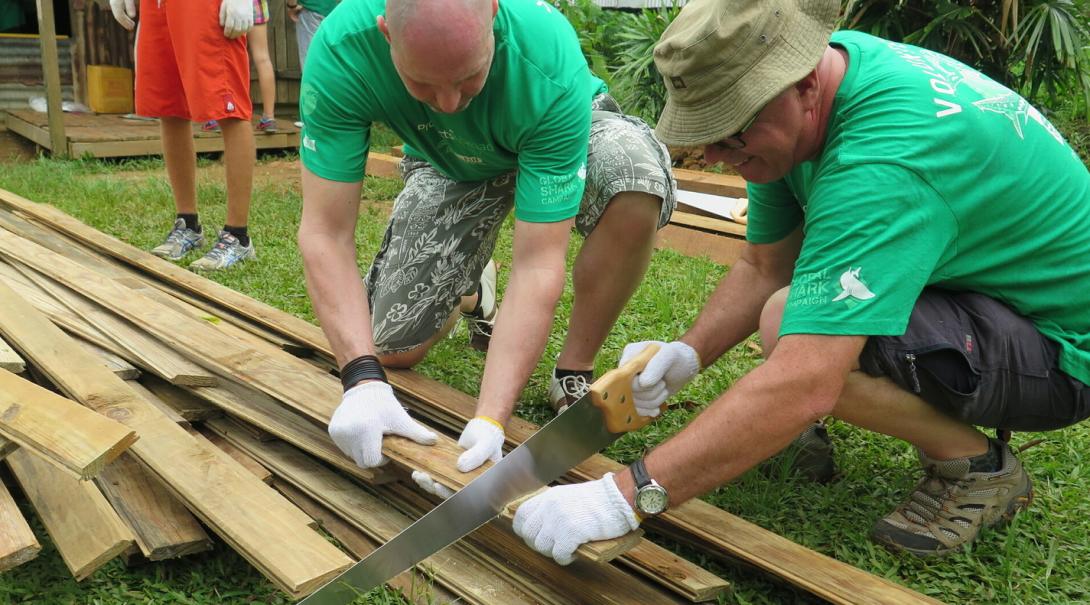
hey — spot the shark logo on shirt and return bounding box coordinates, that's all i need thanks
[832,267,876,302]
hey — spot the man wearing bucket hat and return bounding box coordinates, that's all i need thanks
[512,0,1090,562]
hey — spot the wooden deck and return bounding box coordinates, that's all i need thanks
[3,110,300,158]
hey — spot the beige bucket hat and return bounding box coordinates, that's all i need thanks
[653,0,840,146]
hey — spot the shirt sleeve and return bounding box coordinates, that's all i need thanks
[510,80,591,223]
[746,179,805,244]
[298,31,373,183]
[780,163,958,337]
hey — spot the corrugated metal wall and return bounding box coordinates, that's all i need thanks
[0,37,75,109]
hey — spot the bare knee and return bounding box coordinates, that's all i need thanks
[379,346,429,369]
[758,287,790,358]
[598,191,661,237]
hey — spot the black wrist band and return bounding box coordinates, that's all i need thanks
[340,355,387,391]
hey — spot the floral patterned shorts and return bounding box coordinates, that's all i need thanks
[365,96,676,353]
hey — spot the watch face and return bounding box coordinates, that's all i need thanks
[636,486,669,514]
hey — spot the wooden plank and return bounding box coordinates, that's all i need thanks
[0,188,334,365]
[223,420,653,605]
[672,168,748,198]
[669,211,748,238]
[365,151,402,179]
[0,436,17,460]
[0,474,41,572]
[208,417,636,566]
[0,335,25,372]
[272,481,467,605]
[182,380,391,484]
[196,427,273,485]
[0,360,137,480]
[34,0,68,156]
[0,259,148,377]
[0,207,300,354]
[128,381,189,427]
[0,271,352,597]
[14,262,218,387]
[382,482,689,605]
[7,448,133,579]
[656,224,746,266]
[95,453,213,561]
[76,338,141,380]
[3,112,53,150]
[138,375,221,422]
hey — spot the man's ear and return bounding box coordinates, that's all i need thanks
[795,69,820,111]
[376,15,392,44]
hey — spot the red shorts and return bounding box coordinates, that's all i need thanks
[134,0,252,122]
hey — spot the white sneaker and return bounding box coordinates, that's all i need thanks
[548,367,593,414]
[462,259,497,351]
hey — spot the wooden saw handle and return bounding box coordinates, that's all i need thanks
[589,343,661,433]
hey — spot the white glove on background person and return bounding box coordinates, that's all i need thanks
[109,0,137,30]
[455,416,505,473]
[619,340,701,416]
[220,0,254,39]
[411,470,455,499]
[328,382,437,468]
[512,473,640,565]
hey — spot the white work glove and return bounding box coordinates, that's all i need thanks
[513,473,639,565]
[109,0,137,30]
[328,382,437,468]
[619,340,700,416]
[219,0,254,39]
[411,470,455,499]
[455,416,505,473]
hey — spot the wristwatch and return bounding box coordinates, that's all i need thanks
[630,458,669,516]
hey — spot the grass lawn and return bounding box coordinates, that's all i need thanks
[0,153,1088,605]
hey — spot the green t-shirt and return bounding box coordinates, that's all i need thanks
[299,0,607,222]
[747,31,1090,384]
[300,0,338,17]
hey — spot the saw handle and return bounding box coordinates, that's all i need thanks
[589,343,662,433]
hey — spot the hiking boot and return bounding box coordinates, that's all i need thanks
[151,218,205,260]
[461,259,497,351]
[871,439,1033,557]
[189,231,256,271]
[760,421,838,483]
[548,367,593,414]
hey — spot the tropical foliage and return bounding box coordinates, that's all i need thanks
[555,0,1090,139]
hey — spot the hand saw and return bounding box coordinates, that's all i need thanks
[298,344,661,604]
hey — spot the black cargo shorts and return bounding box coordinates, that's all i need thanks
[858,288,1090,431]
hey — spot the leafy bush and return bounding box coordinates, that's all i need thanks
[556,0,680,125]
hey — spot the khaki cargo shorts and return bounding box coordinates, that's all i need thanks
[366,95,677,353]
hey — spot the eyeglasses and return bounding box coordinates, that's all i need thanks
[717,112,760,150]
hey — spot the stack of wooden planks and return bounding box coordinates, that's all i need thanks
[0,186,942,605]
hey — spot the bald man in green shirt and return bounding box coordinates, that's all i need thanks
[298,0,675,475]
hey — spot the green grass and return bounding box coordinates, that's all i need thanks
[1,154,1090,604]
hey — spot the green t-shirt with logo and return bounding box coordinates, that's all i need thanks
[299,0,607,222]
[747,31,1090,384]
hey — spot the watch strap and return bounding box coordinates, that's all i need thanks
[630,457,652,489]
